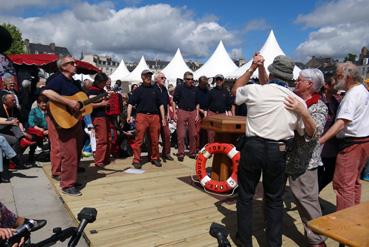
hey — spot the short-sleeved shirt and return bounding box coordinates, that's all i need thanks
[87,86,107,119]
[336,84,369,138]
[128,84,163,114]
[207,87,233,113]
[45,72,82,96]
[156,84,170,113]
[173,84,198,111]
[235,83,306,141]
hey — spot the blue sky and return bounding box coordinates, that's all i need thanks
[1,0,368,62]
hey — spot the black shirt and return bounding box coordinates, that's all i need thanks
[196,86,209,110]
[156,84,170,113]
[128,84,163,115]
[45,72,81,96]
[173,84,198,111]
[87,86,107,119]
[206,87,233,113]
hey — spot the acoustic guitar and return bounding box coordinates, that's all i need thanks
[48,90,112,129]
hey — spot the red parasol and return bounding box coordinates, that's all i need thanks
[8,54,100,74]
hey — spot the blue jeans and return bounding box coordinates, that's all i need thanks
[237,137,287,247]
[0,135,17,172]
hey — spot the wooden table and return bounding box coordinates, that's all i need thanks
[201,115,245,181]
[308,201,369,247]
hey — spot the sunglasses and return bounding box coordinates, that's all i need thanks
[185,78,193,81]
[63,61,76,66]
[160,77,166,79]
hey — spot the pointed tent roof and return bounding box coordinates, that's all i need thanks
[110,59,130,83]
[73,73,93,82]
[194,41,238,79]
[161,48,192,86]
[231,30,301,79]
[122,56,149,82]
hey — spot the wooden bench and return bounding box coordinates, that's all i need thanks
[308,200,369,247]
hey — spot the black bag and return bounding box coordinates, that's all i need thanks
[35,150,50,162]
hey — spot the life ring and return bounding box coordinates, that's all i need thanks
[195,143,240,193]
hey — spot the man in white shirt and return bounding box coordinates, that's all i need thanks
[232,54,316,247]
[319,62,369,211]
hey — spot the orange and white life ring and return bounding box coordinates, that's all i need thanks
[195,143,240,193]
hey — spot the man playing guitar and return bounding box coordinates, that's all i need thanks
[42,55,84,196]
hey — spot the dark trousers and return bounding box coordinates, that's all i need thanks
[237,137,287,247]
[318,157,336,192]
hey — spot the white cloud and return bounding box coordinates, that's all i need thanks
[243,18,270,33]
[296,0,369,59]
[0,3,238,61]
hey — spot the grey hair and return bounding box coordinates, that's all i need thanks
[300,68,325,93]
[2,93,12,103]
[338,62,362,82]
[56,55,73,71]
[154,72,164,81]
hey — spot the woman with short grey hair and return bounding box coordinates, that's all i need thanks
[284,68,328,247]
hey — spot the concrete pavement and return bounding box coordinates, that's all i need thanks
[0,163,88,247]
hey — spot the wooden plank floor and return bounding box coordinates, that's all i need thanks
[43,157,369,247]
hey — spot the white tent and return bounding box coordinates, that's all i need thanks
[230,30,300,79]
[194,40,238,79]
[161,48,192,86]
[110,59,130,83]
[122,56,149,83]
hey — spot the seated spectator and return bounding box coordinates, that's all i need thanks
[0,135,24,183]
[0,201,46,245]
[0,74,20,110]
[27,95,49,163]
[0,94,35,168]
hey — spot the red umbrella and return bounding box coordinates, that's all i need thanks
[8,54,100,74]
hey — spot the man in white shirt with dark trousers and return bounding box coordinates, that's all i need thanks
[232,54,316,247]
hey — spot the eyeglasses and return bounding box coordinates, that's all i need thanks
[185,78,193,81]
[63,61,76,66]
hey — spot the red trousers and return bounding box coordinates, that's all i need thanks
[177,109,197,157]
[160,117,171,156]
[47,116,83,189]
[47,116,61,177]
[333,138,369,210]
[207,111,227,143]
[93,117,110,166]
[133,113,161,163]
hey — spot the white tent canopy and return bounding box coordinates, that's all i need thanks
[122,56,149,83]
[230,30,300,79]
[194,41,238,79]
[161,48,192,86]
[110,59,130,83]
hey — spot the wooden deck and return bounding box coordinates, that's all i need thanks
[42,157,369,247]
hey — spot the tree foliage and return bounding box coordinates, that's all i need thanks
[1,23,25,55]
[344,53,357,63]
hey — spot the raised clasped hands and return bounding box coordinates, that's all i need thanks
[252,52,265,67]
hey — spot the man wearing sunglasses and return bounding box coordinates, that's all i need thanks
[42,55,84,196]
[172,71,199,161]
[154,72,174,162]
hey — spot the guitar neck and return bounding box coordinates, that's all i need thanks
[82,92,108,106]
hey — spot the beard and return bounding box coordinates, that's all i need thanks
[334,79,346,91]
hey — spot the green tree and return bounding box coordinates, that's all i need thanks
[1,23,25,55]
[344,53,357,63]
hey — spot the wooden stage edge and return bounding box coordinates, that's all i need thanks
[41,157,369,247]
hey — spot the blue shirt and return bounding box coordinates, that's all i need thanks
[45,72,81,96]
[173,84,198,111]
[196,86,209,109]
[128,84,163,114]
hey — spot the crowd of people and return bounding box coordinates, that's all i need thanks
[1,26,369,246]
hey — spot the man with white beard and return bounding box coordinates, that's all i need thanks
[319,62,369,211]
